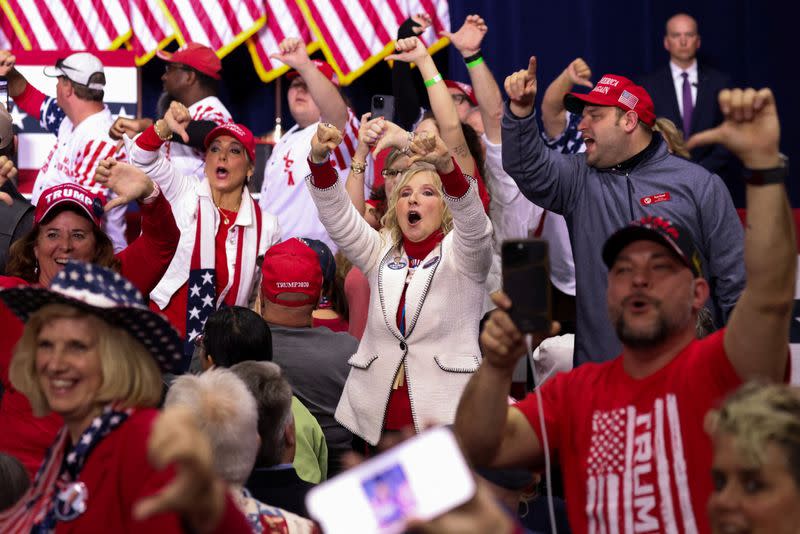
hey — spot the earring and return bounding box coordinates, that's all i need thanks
[34,259,39,276]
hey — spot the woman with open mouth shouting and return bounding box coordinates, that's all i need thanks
[123,100,281,359]
[306,120,493,449]
[0,161,180,479]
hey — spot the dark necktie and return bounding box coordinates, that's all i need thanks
[681,72,694,139]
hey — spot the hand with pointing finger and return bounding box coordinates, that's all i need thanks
[686,88,781,170]
[93,159,156,210]
[504,56,538,118]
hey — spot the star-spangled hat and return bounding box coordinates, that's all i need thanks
[0,261,188,374]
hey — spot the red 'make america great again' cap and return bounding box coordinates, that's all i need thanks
[564,74,656,127]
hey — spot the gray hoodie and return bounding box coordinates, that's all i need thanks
[501,104,744,366]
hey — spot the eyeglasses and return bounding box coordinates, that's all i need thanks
[165,63,193,74]
[381,168,402,178]
[451,93,469,105]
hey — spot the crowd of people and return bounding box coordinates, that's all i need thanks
[0,10,796,534]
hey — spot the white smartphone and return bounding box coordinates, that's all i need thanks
[306,427,475,534]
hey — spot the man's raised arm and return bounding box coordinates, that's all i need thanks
[687,89,795,381]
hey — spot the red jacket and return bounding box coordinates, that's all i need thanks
[31,409,250,533]
[0,192,180,478]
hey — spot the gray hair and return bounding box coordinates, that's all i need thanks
[230,361,293,467]
[165,368,259,485]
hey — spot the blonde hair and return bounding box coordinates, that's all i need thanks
[9,304,163,416]
[381,163,454,246]
[705,382,800,486]
[654,117,690,159]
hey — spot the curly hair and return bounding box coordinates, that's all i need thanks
[380,163,454,247]
[5,206,120,282]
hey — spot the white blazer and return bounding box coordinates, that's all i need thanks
[307,170,493,445]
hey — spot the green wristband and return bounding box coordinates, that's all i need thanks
[424,73,443,87]
[466,56,485,69]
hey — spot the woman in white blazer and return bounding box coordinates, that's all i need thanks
[124,102,281,356]
[306,121,493,446]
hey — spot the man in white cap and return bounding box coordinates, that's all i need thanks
[0,50,128,251]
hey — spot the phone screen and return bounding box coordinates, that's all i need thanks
[502,239,551,333]
[306,427,474,534]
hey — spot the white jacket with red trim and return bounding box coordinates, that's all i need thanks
[307,171,493,445]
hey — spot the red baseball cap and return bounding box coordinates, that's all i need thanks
[444,80,477,107]
[286,59,339,86]
[261,238,323,307]
[35,183,106,227]
[564,74,655,127]
[157,42,222,80]
[204,123,256,162]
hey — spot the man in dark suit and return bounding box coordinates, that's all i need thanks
[640,13,742,205]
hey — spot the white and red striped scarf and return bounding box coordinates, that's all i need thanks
[182,195,262,356]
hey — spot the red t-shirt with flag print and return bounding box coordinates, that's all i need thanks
[514,330,741,534]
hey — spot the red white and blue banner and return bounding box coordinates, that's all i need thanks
[1,0,450,86]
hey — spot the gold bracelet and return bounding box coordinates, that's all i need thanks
[400,131,415,155]
[154,119,172,141]
[350,160,366,174]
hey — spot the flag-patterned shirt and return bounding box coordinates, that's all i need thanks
[515,329,740,534]
[18,84,128,251]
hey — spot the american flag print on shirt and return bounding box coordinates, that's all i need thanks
[586,394,698,534]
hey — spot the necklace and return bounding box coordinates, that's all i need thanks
[213,197,241,225]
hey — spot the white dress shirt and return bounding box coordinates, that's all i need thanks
[670,60,698,117]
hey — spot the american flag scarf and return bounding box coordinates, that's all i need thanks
[183,197,262,357]
[0,405,134,533]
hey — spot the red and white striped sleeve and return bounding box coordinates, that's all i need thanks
[192,105,232,126]
[331,108,360,172]
[74,139,120,193]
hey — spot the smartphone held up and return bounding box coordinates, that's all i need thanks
[370,94,395,121]
[502,239,552,333]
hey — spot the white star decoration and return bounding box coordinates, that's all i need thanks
[187,328,200,341]
[9,105,26,129]
[201,272,213,285]
[115,106,133,119]
[189,284,201,297]
[201,294,214,308]
[189,307,200,320]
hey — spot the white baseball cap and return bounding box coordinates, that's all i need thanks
[43,52,106,90]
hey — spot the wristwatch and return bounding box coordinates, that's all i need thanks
[744,154,789,185]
